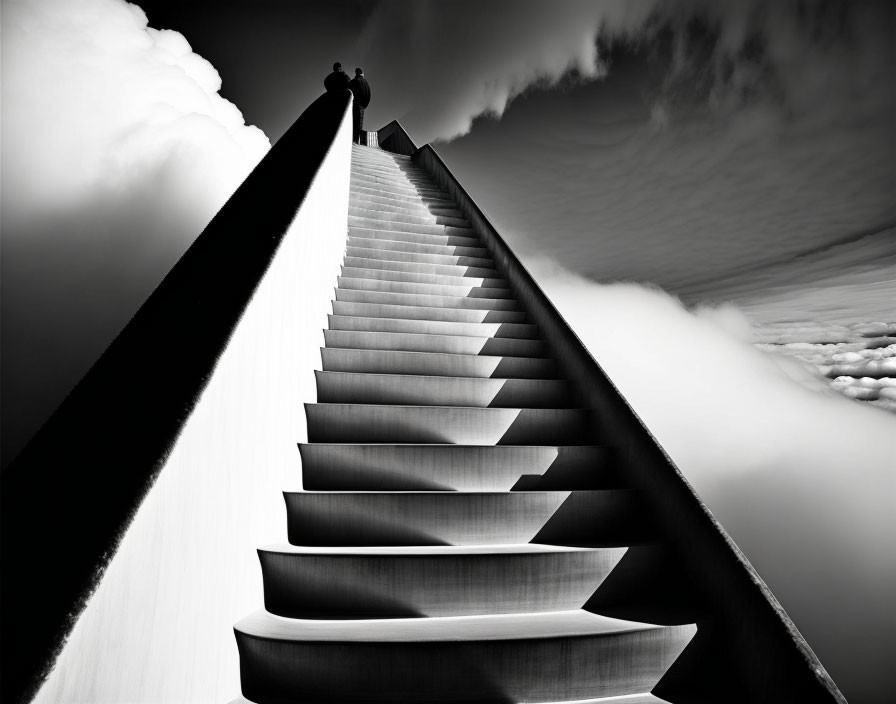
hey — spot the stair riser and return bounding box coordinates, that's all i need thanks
[347,235,487,258]
[342,256,500,278]
[349,218,476,237]
[320,348,556,379]
[299,444,618,491]
[341,266,506,289]
[259,548,627,618]
[336,277,515,300]
[349,188,456,210]
[315,372,571,408]
[351,170,443,188]
[350,178,447,199]
[345,246,494,268]
[348,199,464,219]
[349,207,469,228]
[305,404,590,445]
[350,163,435,178]
[236,624,696,703]
[346,227,478,248]
[334,288,520,312]
[327,315,539,339]
[332,301,526,324]
[351,166,433,183]
[323,329,545,356]
[285,490,648,546]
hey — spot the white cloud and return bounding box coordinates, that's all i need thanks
[529,258,896,701]
[2,0,268,224]
[1,0,270,462]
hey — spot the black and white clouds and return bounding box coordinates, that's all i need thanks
[3,1,895,701]
[2,0,269,461]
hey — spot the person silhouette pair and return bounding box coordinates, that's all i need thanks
[325,63,371,144]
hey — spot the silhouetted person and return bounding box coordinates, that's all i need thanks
[324,62,349,93]
[348,67,371,144]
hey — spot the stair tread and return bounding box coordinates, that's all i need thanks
[259,543,612,555]
[235,608,690,642]
[322,348,552,364]
[327,315,538,338]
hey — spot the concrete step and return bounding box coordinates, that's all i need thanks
[342,255,500,278]
[347,227,483,249]
[349,206,469,228]
[334,288,520,312]
[284,490,649,546]
[349,183,451,205]
[299,444,618,491]
[352,146,410,163]
[320,348,557,379]
[341,266,507,289]
[235,609,696,703]
[351,170,442,190]
[351,163,429,178]
[315,371,571,408]
[337,276,514,300]
[347,234,487,258]
[350,177,447,200]
[344,245,495,268]
[352,163,432,181]
[258,543,627,618]
[349,197,464,219]
[349,188,457,211]
[331,301,527,324]
[349,218,477,238]
[327,315,539,339]
[304,403,589,444]
[323,329,545,356]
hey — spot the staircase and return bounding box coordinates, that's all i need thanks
[234,143,697,703]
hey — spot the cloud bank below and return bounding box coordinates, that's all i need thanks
[530,258,896,703]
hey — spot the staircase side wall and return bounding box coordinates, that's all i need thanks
[3,92,354,703]
[412,143,845,704]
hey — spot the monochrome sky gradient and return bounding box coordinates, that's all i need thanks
[2,1,894,701]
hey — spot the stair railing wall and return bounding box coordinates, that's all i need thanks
[1,92,354,704]
[408,135,844,704]
[376,120,417,157]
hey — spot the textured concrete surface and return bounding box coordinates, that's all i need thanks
[233,141,698,702]
[323,329,545,356]
[284,490,650,546]
[315,371,571,407]
[319,347,557,378]
[235,609,695,703]
[258,543,628,617]
[298,443,618,491]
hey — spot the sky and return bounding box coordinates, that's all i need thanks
[2,1,895,702]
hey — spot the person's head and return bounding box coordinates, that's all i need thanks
[333,62,342,72]
[355,68,364,76]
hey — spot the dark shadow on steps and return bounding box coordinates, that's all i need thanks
[531,489,657,546]
[584,544,702,625]
[284,492,451,547]
[510,445,620,490]
[237,637,515,704]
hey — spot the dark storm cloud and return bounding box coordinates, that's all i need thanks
[353,0,656,142]
[429,0,895,320]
